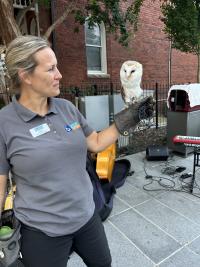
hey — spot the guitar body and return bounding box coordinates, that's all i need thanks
[96,143,116,181]
[4,186,16,211]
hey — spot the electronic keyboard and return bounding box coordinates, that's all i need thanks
[173,135,200,146]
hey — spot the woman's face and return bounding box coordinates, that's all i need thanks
[25,47,62,97]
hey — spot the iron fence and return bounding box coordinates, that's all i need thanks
[59,82,169,128]
[0,82,172,155]
[0,82,169,128]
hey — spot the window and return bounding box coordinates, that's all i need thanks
[85,21,108,76]
[14,1,39,36]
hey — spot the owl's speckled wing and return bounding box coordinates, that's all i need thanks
[120,85,126,103]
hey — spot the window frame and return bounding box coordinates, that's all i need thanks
[85,21,108,77]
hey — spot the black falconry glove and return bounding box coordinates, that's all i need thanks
[114,96,154,136]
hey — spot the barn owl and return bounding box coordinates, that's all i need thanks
[120,60,143,107]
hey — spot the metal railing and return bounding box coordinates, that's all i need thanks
[13,0,35,8]
[0,82,170,128]
[59,82,169,128]
[0,82,179,155]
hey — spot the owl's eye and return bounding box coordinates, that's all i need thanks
[131,70,135,73]
[124,69,127,73]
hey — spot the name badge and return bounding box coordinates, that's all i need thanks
[30,123,50,137]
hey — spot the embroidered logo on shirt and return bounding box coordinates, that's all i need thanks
[65,122,80,132]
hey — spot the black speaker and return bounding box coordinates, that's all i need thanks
[146,145,169,161]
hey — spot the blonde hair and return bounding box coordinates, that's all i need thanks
[5,35,50,89]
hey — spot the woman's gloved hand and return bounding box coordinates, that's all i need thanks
[114,96,154,136]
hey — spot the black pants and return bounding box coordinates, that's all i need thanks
[20,211,112,267]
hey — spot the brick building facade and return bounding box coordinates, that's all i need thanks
[39,0,197,89]
[1,1,197,90]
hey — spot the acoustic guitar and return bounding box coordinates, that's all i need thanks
[96,143,116,182]
[4,185,16,211]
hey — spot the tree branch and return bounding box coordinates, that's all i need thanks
[44,0,79,39]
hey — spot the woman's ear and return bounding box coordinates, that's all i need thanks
[18,69,31,85]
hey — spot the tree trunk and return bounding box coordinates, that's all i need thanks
[0,71,10,105]
[0,0,21,45]
[0,50,10,106]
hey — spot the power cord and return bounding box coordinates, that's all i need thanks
[142,157,196,194]
[143,175,176,192]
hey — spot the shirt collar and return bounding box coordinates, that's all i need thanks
[12,95,58,122]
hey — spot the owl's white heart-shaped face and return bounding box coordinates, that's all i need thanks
[120,60,143,104]
[120,60,143,85]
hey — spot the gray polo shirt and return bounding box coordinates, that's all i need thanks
[0,96,95,236]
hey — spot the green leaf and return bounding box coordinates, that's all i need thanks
[161,0,200,55]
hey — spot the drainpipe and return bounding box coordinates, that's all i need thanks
[168,39,172,87]
[50,0,56,53]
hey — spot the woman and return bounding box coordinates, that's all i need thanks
[0,35,153,267]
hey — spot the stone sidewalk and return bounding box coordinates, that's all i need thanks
[69,151,200,267]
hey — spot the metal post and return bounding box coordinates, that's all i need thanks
[50,0,56,53]
[155,82,158,129]
[109,82,114,125]
[110,82,113,96]
[191,149,197,193]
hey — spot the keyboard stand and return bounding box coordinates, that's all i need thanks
[191,148,200,193]
[173,137,200,193]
